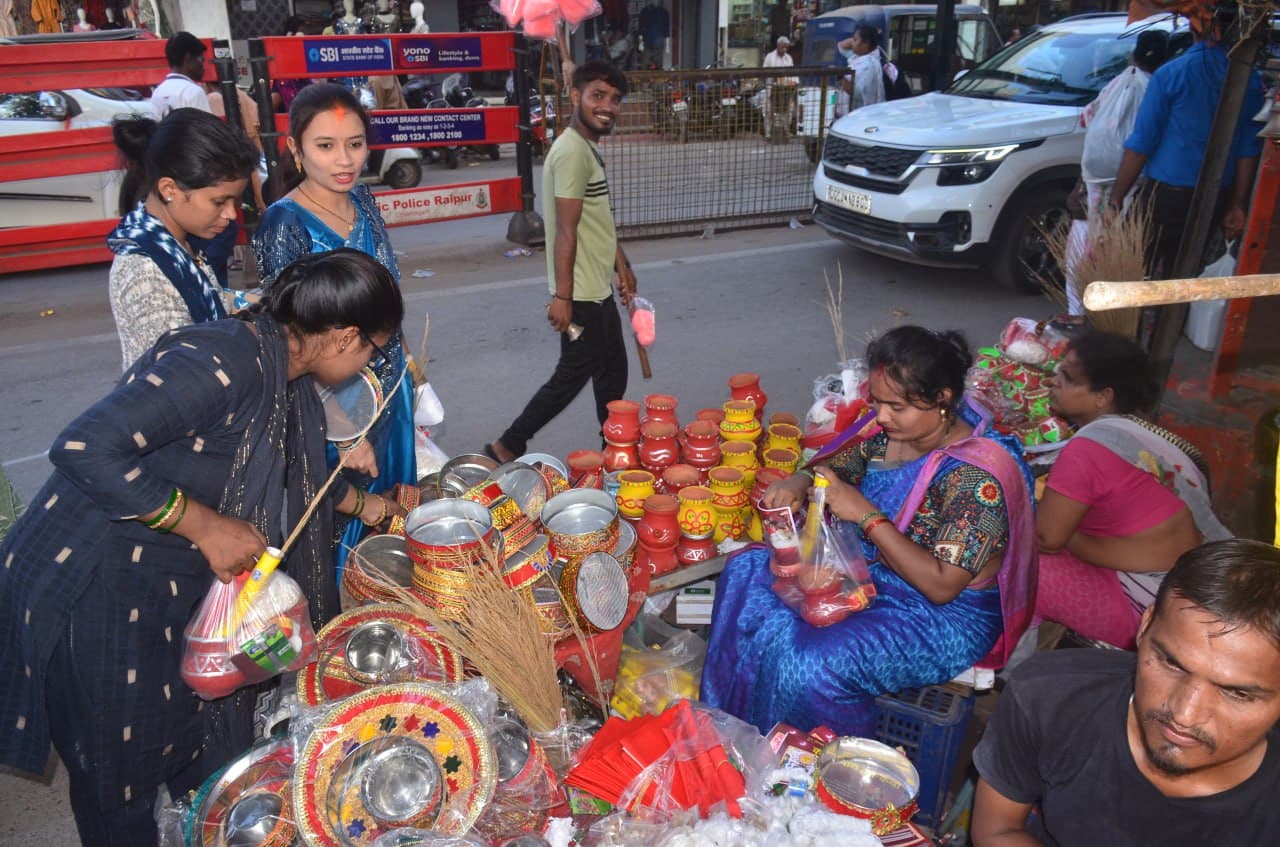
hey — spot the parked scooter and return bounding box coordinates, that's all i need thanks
[354,83,425,187]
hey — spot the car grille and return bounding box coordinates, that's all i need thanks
[814,201,908,245]
[823,165,910,195]
[822,135,921,179]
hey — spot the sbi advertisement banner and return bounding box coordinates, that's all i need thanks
[302,36,487,74]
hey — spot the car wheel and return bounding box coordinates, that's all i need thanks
[384,158,423,189]
[995,188,1070,293]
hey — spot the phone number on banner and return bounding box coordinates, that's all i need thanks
[371,111,487,146]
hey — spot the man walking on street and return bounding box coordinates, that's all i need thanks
[1107,14,1265,277]
[486,61,636,463]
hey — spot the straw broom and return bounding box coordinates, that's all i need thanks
[370,541,564,734]
[1038,196,1152,340]
[823,263,849,364]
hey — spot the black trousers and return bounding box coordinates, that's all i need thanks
[1138,180,1228,279]
[500,296,628,455]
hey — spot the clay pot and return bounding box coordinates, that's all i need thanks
[707,467,749,543]
[602,400,642,444]
[676,486,715,539]
[680,420,722,477]
[769,411,801,428]
[643,393,679,428]
[636,494,680,577]
[762,447,800,476]
[695,407,725,426]
[566,449,605,488]
[728,372,767,421]
[615,469,656,520]
[661,464,701,498]
[719,440,760,489]
[638,421,680,475]
[677,535,719,566]
[602,440,640,473]
[749,467,790,509]
[719,400,763,444]
[766,423,803,454]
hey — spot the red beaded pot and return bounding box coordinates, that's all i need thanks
[728,372,768,421]
[635,494,680,576]
[602,400,642,444]
[680,420,721,479]
[643,393,679,428]
[638,421,680,476]
[602,440,640,473]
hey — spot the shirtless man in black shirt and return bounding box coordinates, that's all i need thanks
[972,539,1280,846]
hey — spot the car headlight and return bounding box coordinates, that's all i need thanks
[925,144,1019,186]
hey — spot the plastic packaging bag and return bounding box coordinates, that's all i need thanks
[1186,241,1236,351]
[610,615,706,720]
[766,502,875,627]
[803,358,869,452]
[629,296,656,348]
[371,831,490,847]
[473,715,562,842]
[1081,67,1147,183]
[181,556,317,700]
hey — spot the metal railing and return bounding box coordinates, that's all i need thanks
[568,67,836,238]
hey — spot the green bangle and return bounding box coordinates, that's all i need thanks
[857,510,888,533]
[145,488,180,529]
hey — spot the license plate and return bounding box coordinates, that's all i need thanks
[721,97,737,106]
[826,184,872,216]
[673,101,688,112]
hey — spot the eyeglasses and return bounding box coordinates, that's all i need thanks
[359,331,391,370]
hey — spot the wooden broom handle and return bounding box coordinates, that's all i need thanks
[1083,274,1280,311]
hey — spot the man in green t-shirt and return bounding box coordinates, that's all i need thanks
[487,60,637,462]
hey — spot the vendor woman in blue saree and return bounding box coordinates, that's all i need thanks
[254,83,416,575]
[0,250,403,846]
[703,326,1037,736]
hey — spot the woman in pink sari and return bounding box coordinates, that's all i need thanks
[1035,330,1229,648]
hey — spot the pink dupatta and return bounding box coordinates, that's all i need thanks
[894,435,1038,670]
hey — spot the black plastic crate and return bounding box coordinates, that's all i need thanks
[874,685,976,829]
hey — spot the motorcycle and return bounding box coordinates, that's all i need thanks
[402,78,460,170]
[648,78,688,143]
[442,74,500,161]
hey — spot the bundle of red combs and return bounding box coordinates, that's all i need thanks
[565,699,747,817]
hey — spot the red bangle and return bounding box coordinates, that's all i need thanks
[861,516,890,536]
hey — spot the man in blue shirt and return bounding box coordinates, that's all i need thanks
[1108,27,1265,277]
[638,1,670,70]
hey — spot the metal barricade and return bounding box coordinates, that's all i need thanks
[582,67,833,238]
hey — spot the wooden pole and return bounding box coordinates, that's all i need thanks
[1082,273,1280,311]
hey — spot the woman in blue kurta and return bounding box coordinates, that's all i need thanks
[254,83,416,576]
[703,327,1037,736]
[0,250,403,846]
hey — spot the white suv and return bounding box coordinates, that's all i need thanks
[812,13,1182,290]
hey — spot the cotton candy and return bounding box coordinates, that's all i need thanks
[631,308,655,346]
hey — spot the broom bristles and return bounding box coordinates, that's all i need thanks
[1037,193,1152,340]
[365,539,564,733]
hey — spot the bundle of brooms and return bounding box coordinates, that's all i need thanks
[1038,196,1153,341]
[357,538,605,735]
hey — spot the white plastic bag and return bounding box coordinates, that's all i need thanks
[1185,241,1236,351]
[1081,67,1149,183]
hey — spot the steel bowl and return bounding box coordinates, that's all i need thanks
[490,718,533,784]
[541,489,619,558]
[404,499,494,546]
[359,738,445,828]
[441,452,500,492]
[346,534,412,587]
[559,551,630,632]
[516,452,568,480]
[489,462,551,521]
[221,790,286,847]
[343,621,406,683]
